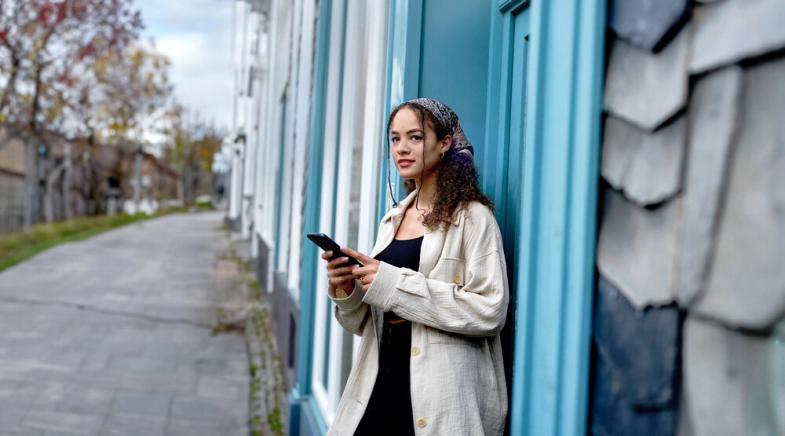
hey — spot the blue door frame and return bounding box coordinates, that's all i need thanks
[294,0,606,434]
[504,0,606,434]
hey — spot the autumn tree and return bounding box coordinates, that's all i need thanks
[0,0,143,129]
[0,0,143,224]
[66,43,173,213]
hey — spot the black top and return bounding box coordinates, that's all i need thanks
[354,236,423,436]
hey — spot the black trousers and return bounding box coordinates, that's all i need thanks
[354,312,415,436]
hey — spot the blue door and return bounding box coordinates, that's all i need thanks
[482,3,531,434]
[378,1,608,435]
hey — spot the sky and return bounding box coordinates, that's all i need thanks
[134,0,235,134]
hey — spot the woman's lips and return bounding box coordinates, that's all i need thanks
[398,160,414,168]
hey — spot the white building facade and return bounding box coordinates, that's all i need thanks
[227,2,393,429]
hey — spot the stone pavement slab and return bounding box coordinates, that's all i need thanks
[0,212,249,435]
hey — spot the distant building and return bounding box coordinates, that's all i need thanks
[228,0,785,435]
[0,125,180,231]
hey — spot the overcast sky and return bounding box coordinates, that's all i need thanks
[135,0,235,133]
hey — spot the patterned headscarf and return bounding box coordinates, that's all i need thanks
[407,98,474,160]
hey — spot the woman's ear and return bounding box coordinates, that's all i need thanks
[440,135,452,154]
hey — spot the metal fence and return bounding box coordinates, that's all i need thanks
[0,180,26,234]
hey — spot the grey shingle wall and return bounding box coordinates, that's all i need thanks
[595,0,785,434]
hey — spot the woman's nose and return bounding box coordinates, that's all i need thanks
[394,146,409,156]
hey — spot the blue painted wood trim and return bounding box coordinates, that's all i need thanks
[404,0,422,100]
[375,0,397,226]
[290,0,333,417]
[509,0,606,435]
[561,1,607,430]
[497,0,528,14]
[290,391,329,436]
[482,5,514,227]
[378,0,424,205]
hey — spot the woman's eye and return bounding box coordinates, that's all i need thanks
[411,135,422,141]
[391,137,400,143]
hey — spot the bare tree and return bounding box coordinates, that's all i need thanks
[163,105,224,206]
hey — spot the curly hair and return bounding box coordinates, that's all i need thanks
[386,102,494,231]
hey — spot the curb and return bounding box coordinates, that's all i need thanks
[245,301,287,436]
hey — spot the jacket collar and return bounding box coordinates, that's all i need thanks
[381,188,464,229]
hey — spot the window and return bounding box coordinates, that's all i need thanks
[309,0,388,424]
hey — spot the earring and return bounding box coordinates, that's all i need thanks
[440,152,445,160]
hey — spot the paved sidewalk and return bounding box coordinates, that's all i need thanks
[0,212,249,436]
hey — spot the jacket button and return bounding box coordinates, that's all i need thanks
[416,418,427,428]
[453,274,461,284]
[411,346,420,356]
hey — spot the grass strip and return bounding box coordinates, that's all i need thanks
[0,210,183,272]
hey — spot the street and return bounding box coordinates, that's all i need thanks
[0,212,249,436]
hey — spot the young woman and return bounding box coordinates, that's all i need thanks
[322,98,509,435]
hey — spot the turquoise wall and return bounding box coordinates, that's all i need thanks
[418,0,491,153]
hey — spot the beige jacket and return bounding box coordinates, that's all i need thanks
[327,189,509,435]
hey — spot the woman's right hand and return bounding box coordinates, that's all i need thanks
[322,251,358,297]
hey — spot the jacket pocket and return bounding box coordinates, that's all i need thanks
[428,257,465,287]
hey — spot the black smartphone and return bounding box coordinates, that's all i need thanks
[306,233,363,266]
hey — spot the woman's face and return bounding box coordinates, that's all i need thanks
[390,107,450,182]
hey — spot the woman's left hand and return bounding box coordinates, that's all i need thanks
[341,247,379,293]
